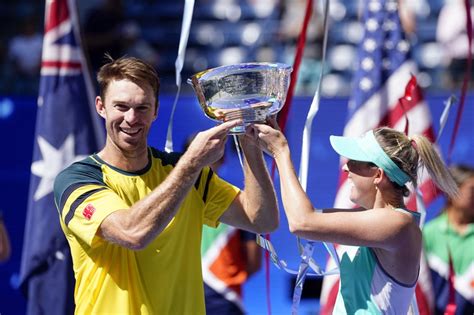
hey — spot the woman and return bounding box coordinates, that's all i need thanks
[246,120,458,314]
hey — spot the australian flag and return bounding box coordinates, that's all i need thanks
[19,0,104,314]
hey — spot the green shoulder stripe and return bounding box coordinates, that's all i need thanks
[54,156,105,214]
[150,147,182,166]
[150,147,213,203]
[64,187,107,226]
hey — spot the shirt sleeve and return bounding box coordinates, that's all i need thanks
[194,167,240,228]
[54,160,129,247]
[59,184,129,247]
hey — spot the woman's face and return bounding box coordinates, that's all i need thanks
[343,160,379,208]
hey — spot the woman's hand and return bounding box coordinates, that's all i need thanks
[244,117,289,159]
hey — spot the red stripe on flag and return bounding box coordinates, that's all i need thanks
[277,0,313,132]
[423,126,436,142]
[45,0,69,33]
[379,86,424,128]
[337,168,348,187]
[320,279,339,315]
[42,61,82,69]
[406,180,440,211]
[415,284,432,315]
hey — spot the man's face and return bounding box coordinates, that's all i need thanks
[452,176,474,216]
[96,79,157,155]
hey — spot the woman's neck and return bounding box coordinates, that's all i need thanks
[374,189,405,210]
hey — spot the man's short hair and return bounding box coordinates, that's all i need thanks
[449,164,474,187]
[97,55,160,107]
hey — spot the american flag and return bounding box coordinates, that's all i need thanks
[19,0,104,313]
[320,0,436,313]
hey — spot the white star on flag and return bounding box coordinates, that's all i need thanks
[364,38,377,52]
[366,18,379,31]
[362,57,375,71]
[31,134,86,201]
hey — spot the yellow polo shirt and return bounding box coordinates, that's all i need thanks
[54,148,239,314]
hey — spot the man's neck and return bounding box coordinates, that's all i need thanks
[98,144,149,172]
[447,207,473,235]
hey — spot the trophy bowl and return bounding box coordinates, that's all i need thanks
[188,62,292,134]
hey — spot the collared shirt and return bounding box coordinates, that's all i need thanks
[423,212,474,315]
[54,148,239,314]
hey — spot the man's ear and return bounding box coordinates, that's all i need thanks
[96,96,106,119]
[152,101,159,121]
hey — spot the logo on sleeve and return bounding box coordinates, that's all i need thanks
[82,204,96,220]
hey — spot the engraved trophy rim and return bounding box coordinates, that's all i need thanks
[188,62,292,134]
[187,62,292,83]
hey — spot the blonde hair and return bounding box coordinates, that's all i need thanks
[97,55,160,107]
[374,127,458,198]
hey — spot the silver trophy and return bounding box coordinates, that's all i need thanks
[188,62,292,133]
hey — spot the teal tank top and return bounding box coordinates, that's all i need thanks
[333,209,420,314]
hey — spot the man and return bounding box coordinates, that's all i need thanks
[423,164,474,314]
[53,56,279,314]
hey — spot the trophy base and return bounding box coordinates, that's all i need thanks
[229,124,247,135]
[223,102,271,134]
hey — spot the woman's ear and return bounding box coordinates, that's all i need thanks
[374,168,395,189]
[374,167,384,186]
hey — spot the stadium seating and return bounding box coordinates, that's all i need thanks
[0,0,469,96]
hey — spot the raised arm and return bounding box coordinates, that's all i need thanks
[247,122,420,251]
[219,135,279,234]
[98,119,243,249]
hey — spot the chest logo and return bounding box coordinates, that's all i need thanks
[82,204,96,220]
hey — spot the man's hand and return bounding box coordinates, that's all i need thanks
[184,119,243,169]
